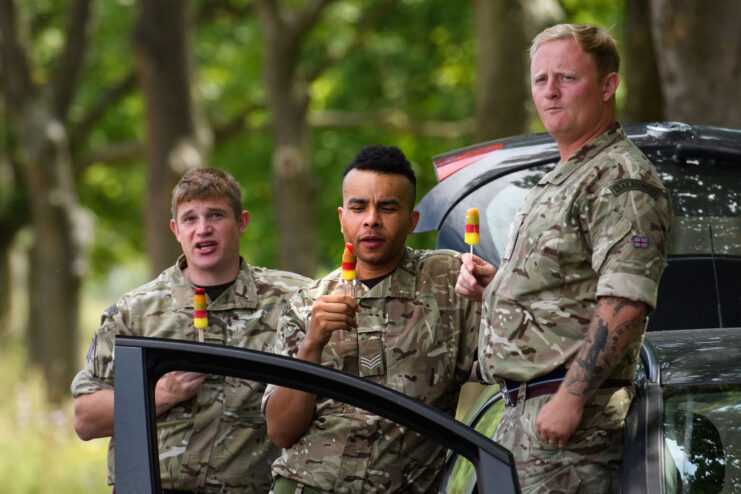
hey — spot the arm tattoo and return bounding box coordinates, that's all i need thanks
[565,297,647,397]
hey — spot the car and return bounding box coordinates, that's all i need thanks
[413,121,741,493]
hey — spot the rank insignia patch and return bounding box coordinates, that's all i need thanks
[632,236,649,248]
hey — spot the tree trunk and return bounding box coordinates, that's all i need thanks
[24,108,86,401]
[255,0,325,277]
[473,0,529,142]
[0,155,28,339]
[134,0,205,276]
[0,0,93,402]
[622,0,664,123]
[649,0,741,127]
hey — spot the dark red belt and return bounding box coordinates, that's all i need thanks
[501,367,630,407]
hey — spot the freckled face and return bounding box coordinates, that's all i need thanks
[170,196,249,285]
[338,169,419,279]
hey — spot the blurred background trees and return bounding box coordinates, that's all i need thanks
[0,0,739,412]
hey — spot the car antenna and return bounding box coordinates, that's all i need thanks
[708,225,725,328]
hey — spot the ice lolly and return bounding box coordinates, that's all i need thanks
[465,208,480,254]
[341,242,356,280]
[194,287,207,342]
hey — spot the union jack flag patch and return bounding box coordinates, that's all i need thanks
[632,236,649,248]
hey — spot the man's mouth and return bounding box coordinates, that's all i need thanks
[359,235,384,249]
[195,241,217,252]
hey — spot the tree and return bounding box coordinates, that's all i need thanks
[622,0,664,123]
[254,0,335,276]
[134,0,206,276]
[0,0,94,401]
[473,0,529,142]
[649,0,741,127]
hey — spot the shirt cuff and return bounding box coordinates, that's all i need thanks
[596,272,659,310]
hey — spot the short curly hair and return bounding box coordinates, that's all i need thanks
[343,145,416,202]
[171,168,243,221]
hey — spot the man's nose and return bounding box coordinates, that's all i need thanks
[545,78,560,98]
[196,217,213,234]
[363,208,380,227]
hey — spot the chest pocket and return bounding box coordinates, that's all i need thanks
[357,307,385,378]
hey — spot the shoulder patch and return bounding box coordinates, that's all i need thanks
[609,179,660,199]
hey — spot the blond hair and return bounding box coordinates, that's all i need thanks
[530,24,620,78]
[171,168,243,220]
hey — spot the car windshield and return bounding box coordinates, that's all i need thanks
[446,155,741,264]
[662,385,741,493]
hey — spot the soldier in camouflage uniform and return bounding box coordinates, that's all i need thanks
[71,168,309,493]
[456,25,673,493]
[263,145,479,493]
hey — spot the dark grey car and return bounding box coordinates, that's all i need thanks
[414,121,741,493]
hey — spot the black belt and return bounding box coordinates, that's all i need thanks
[501,367,630,407]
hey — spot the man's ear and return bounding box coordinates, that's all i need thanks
[238,210,250,234]
[408,210,420,234]
[170,218,181,242]
[602,72,619,102]
[338,206,344,234]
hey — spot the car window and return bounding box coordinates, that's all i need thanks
[438,165,552,264]
[484,171,544,258]
[652,159,741,256]
[441,386,506,494]
[439,153,741,261]
[662,386,741,493]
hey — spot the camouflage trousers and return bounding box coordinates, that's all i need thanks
[494,384,634,494]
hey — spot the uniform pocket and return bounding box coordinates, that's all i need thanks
[591,213,631,272]
[358,329,385,378]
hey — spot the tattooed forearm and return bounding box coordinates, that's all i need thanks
[564,297,648,398]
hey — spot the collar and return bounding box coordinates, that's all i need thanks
[171,255,258,310]
[346,246,417,300]
[539,123,625,186]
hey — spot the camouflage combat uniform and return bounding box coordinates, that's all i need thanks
[71,256,308,493]
[263,247,479,493]
[479,125,672,492]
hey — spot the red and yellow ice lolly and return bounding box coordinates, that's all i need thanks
[341,242,356,281]
[465,208,479,254]
[194,287,207,342]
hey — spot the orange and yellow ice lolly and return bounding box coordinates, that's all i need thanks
[341,242,356,281]
[194,287,207,342]
[465,208,479,254]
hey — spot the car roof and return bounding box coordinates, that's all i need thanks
[645,327,741,387]
[415,121,741,234]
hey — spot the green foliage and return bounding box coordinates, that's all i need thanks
[312,0,475,120]
[0,338,108,494]
[78,161,147,281]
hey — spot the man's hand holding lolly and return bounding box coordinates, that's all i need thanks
[457,208,497,301]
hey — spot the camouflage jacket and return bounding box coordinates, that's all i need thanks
[71,256,308,493]
[263,247,479,493]
[480,125,673,383]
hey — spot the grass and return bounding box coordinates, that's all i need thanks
[2,250,112,494]
[0,338,109,494]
